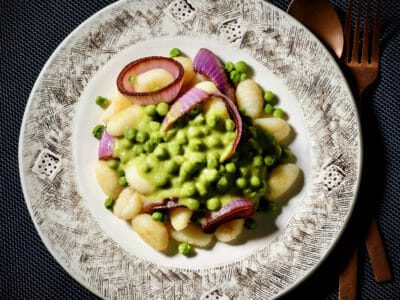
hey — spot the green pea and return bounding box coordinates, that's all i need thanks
[239,166,250,177]
[206,197,221,211]
[92,124,105,139]
[140,161,152,173]
[164,128,177,141]
[275,144,282,158]
[206,114,218,128]
[117,168,125,177]
[264,104,274,114]
[156,102,169,116]
[169,48,181,58]
[193,113,205,125]
[152,211,164,221]
[217,176,229,191]
[201,168,219,183]
[282,148,295,161]
[250,176,261,187]
[205,135,221,148]
[245,218,257,230]
[240,73,247,82]
[154,175,169,187]
[144,105,157,116]
[128,75,136,83]
[175,131,187,145]
[207,156,219,169]
[235,61,248,73]
[188,108,200,118]
[174,155,185,165]
[104,197,114,210]
[132,144,144,156]
[264,91,274,102]
[119,152,129,164]
[181,183,197,198]
[191,152,207,165]
[168,142,183,156]
[264,155,275,166]
[249,138,262,153]
[178,242,191,255]
[149,121,161,131]
[119,176,128,187]
[135,131,149,143]
[222,132,236,146]
[195,181,208,196]
[253,156,263,167]
[125,128,137,141]
[154,145,169,160]
[273,108,285,118]
[236,177,247,189]
[107,159,119,170]
[180,161,197,178]
[230,70,241,85]
[218,165,226,173]
[121,139,133,149]
[188,139,204,151]
[95,96,110,109]
[180,197,199,210]
[143,140,155,153]
[224,61,235,72]
[225,162,236,173]
[188,126,203,138]
[165,160,179,174]
[146,155,157,168]
[225,119,235,131]
[149,131,163,144]
[202,126,211,135]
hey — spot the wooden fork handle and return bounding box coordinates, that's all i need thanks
[339,247,358,300]
[365,217,392,282]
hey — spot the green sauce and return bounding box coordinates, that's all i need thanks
[112,104,279,211]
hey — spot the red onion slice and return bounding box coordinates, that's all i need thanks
[117,56,184,105]
[98,128,114,160]
[193,48,236,102]
[142,198,181,214]
[209,93,242,161]
[201,198,255,233]
[161,87,210,131]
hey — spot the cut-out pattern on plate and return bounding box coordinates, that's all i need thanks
[32,149,62,181]
[167,0,196,23]
[322,164,345,191]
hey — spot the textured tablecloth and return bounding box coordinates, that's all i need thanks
[1,0,399,299]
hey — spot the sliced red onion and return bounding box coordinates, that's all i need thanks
[193,48,236,102]
[142,198,181,214]
[98,128,114,160]
[201,198,255,233]
[209,93,242,161]
[161,87,210,131]
[117,56,184,105]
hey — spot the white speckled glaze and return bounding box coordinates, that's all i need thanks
[19,0,361,299]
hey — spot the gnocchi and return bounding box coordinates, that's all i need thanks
[133,68,174,93]
[113,187,143,220]
[266,163,300,201]
[174,56,196,87]
[132,214,169,251]
[170,223,213,247]
[236,79,263,119]
[169,207,193,231]
[95,161,123,199]
[124,161,155,195]
[196,81,229,119]
[101,92,132,124]
[215,219,244,242]
[254,117,291,144]
[107,105,144,136]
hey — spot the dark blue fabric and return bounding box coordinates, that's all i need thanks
[1,0,398,299]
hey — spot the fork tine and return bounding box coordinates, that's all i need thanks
[361,0,371,63]
[371,0,381,63]
[344,0,353,62]
[351,0,362,63]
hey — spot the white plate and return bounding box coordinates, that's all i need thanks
[19,0,361,299]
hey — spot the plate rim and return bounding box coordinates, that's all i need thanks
[18,0,363,298]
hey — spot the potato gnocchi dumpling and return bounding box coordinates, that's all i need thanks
[236,79,263,119]
[113,187,143,220]
[101,93,132,124]
[107,105,144,136]
[254,117,291,144]
[133,68,174,93]
[132,214,169,251]
[266,163,300,201]
[170,223,213,247]
[95,161,123,199]
[215,219,244,242]
[124,161,155,195]
[174,56,196,87]
[170,207,193,231]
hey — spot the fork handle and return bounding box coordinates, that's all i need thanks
[339,247,358,300]
[365,217,392,282]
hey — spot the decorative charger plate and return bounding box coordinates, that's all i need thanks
[19,0,361,299]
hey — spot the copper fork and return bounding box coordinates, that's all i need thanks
[339,1,391,299]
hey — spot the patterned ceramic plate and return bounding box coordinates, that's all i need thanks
[19,0,361,299]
